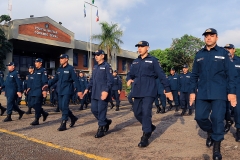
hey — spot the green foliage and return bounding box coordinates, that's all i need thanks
[91,22,123,64]
[235,48,240,57]
[168,34,205,71]
[0,15,11,23]
[0,28,12,70]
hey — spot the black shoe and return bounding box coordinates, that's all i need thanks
[236,128,240,142]
[206,131,214,147]
[55,107,60,112]
[30,118,40,125]
[156,105,161,114]
[188,109,193,115]
[95,126,105,138]
[84,104,88,109]
[26,108,32,115]
[3,114,12,122]
[104,119,112,132]
[138,132,151,147]
[168,104,173,111]
[175,105,179,112]
[42,112,49,122]
[58,120,67,131]
[213,141,222,160]
[224,120,233,133]
[79,105,83,110]
[181,109,186,116]
[0,104,6,116]
[110,103,115,109]
[160,108,166,114]
[115,105,120,111]
[151,124,156,132]
[18,110,25,120]
[69,116,78,127]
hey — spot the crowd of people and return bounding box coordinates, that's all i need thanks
[0,27,240,160]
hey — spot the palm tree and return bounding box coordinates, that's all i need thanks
[91,22,123,64]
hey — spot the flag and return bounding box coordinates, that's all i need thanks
[96,9,99,22]
[84,4,86,17]
[92,0,94,4]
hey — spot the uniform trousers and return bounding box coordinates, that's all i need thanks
[91,99,108,126]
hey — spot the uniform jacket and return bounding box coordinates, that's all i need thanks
[190,45,237,100]
[112,75,122,91]
[179,72,191,92]
[168,74,179,91]
[156,78,164,95]
[78,76,88,92]
[49,64,81,95]
[127,54,170,98]
[87,61,113,101]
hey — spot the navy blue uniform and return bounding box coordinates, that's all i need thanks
[154,78,166,109]
[179,72,192,110]
[190,45,237,142]
[28,67,48,119]
[79,76,88,108]
[2,70,23,115]
[49,64,82,121]
[50,82,57,105]
[109,75,122,106]
[168,73,180,106]
[87,61,113,126]
[0,71,4,94]
[128,54,171,133]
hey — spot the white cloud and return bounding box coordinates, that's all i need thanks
[218,28,240,48]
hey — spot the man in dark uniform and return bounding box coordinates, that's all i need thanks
[224,44,240,141]
[83,50,113,138]
[168,68,180,111]
[78,71,88,110]
[50,75,57,107]
[189,28,237,160]
[23,75,28,106]
[0,71,7,116]
[109,70,122,111]
[155,76,167,114]
[1,62,25,122]
[127,41,173,147]
[27,58,49,125]
[25,66,35,114]
[179,64,192,116]
[48,54,82,131]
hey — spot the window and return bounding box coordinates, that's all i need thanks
[83,54,88,67]
[122,59,126,71]
[73,52,78,66]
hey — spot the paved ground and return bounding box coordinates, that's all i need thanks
[0,94,240,160]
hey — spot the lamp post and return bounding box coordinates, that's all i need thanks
[84,1,98,76]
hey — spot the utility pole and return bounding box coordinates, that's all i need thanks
[8,0,12,18]
[84,1,98,76]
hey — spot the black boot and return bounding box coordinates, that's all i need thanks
[0,104,6,116]
[110,103,114,109]
[188,109,193,115]
[84,103,88,109]
[168,104,173,111]
[58,120,67,131]
[55,106,60,112]
[236,128,240,142]
[181,108,186,116]
[206,131,214,147]
[95,126,105,138]
[160,108,166,114]
[3,114,12,122]
[79,105,83,110]
[18,110,25,120]
[26,108,32,114]
[69,116,78,127]
[151,124,156,132]
[224,120,233,133]
[213,141,222,160]
[104,119,112,132]
[138,132,152,147]
[42,111,49,122]
[115,105,120,111]
[175,105,179,112]
[156,105,161,114]
[42,97,46,105]
[30,118,40,125]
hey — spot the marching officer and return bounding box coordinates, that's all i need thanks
[109,70,122,111]
[155,76,167,114]
[179,64,192,116]
[127,41,173,147]
[27,58,49,125]
[83,50,113,138]
[0,71,6,116]
[224,44,240,141]
[48,54,82,131]
[1,62,25,122]
[189,28,237,160]
[25,66,35,114]
[168,68,180,111]
[78,71,88,110]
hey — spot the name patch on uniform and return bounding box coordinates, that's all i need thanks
[197,57,204,62]
[30,77,34,79]
[145,60,152,63]
[100,67,105,70]
[173,78,177,79]
[235,65,240,68]
[10,75,13,77]
[132,62,138,64]
[37,73,41,74]
[215,56,225,59]
[186,76,190,78]
[64,71,69,73]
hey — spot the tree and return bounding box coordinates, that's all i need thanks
[168,34,205,71]
[0,14,12,70]
[91,22,123,64]
[235,48,240,57]
[149,48,172,73]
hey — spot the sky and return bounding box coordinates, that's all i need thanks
[1,0,240,52]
